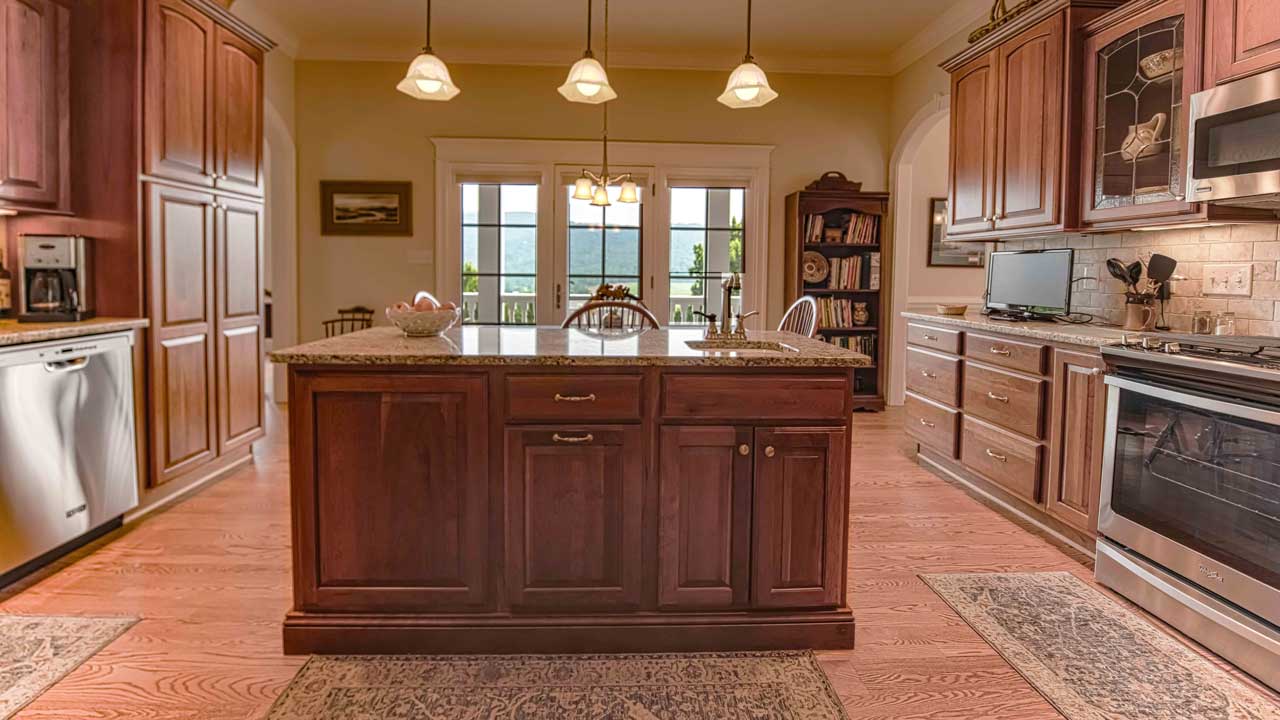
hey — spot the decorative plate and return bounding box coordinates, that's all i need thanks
[802,251,829,284]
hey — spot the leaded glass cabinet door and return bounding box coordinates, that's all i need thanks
[1082,0,1199,226]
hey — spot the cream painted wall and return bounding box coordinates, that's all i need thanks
[294,61,892,340]
[888,23,976,149]
[905,119,986,302]
[263,49,298,401]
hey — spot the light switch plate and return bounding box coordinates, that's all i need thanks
[1204,263,1252,296]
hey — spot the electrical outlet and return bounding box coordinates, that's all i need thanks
[1204,263,1253,296]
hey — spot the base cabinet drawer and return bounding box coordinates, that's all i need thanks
[905,392,959,458]
[661,375,848,420]
[965,333,1046,375]
[961,416,1042,504]
[962,362,1046,439]
[907,323,963,354]
[506,374,642,422]
[905,348,962,407]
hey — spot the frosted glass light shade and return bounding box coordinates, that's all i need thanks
[617,179,639,203]
[717,61,777,108]
[396,52,461,101]
[590,184,611,207]
[558,56,617,104]
[572,176,595,200]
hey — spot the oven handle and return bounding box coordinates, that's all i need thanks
[1104,375,1280,427]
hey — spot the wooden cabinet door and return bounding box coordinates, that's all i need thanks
[752,427,847,608]
[1045,349,1106,535]
[0,0,67,207]
[994,13,1064,231]
[505,426,644,611]
[215,196,264,453]
[658,426,752,609]
[947,51,999,237]
[299,374,491,612]
[146,183,217,485]
[213,26,264,197]
[1206,0,1280,85]
[144,0,215,188]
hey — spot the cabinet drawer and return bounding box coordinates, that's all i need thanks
[905,348,961,407]
[905,392,959,458]
[965,333,1046,375]
[961,416,1042,504]
[963,362,1046,439]
[661,375,847,420]
[505,374,642,421]
[907,323,962,354]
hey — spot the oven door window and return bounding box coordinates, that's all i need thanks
[1191,99,1280,180]
[1111,386,1279,589]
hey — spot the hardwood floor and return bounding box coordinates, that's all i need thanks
[2,404,1275,718]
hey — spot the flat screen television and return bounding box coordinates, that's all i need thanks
[984,249,1074,319]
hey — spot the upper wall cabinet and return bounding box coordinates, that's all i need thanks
[0,0,69,214]
[214,26,264,197]
[1205,0,1280,86]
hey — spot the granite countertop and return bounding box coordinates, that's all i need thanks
[270,326,872,368]
[0,317,150,348]
[901,308,1131,347]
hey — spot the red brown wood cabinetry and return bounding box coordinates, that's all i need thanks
[213,25,264,196]
[752,427,847,609]
[215,196,265,452]
[302,375,491,612]
[0,0,69,213]
[1205,0,1280,85]
[947,52,999,236]
[658,426,752,609]
[144,0,216,188]
[505,426,645,611]
[1045,349,1107,534]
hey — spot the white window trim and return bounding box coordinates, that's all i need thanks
[433,138,773,329]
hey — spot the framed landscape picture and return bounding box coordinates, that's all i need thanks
[926,197,984,267]
[321,181,413,236]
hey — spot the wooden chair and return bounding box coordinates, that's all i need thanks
[778,296,818,338]
[322,306,375,338]
[561,284,660,332]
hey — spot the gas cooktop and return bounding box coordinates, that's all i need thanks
[1104,333,1280,381]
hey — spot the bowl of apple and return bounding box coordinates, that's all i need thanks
[386,292,462,337]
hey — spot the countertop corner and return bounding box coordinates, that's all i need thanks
[0,317,150,348]
[901,307,1130,347]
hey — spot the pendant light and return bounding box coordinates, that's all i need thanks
[396,0,460,101]
[570,0,635,208]
[718,0,777,109]
[559,0,617,104]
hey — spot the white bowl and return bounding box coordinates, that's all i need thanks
[386,306,461,337]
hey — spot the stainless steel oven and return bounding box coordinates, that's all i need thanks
[1186,67,1280,210]
[1097,338,1280,690]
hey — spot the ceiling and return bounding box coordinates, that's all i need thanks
[234,0,988,76]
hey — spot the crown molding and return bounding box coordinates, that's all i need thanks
[887,0,990,75]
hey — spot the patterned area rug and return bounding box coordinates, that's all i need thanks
[265,651,847,719]
[0,614,137,719]
[922,572,1280,720]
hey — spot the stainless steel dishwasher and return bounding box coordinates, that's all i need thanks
[0,331,139,584]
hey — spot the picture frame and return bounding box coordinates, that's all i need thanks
[926,197,984,267]
[321,181,413,236]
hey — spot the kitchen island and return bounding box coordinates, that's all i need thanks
[272,325,870,654]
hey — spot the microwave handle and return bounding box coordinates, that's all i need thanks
[1105,375,1280,427]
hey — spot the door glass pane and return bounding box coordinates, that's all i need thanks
[460,183,537,325]
[566,185,643,313]
[668,187,746,325]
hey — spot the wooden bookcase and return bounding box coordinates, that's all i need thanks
[785,173,890,411]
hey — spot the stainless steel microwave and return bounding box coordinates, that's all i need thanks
[1187,67,1280,210]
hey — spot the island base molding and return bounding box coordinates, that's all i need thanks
[283,611,855,655]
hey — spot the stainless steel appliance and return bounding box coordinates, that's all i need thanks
[1186,67,1280,211]
[1098,334,1280,690]
[18,235,95,323]
[0,332,139,586]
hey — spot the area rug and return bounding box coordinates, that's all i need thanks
[922,572,1280,720]
[264,651,847,719]
[0,614,138,719]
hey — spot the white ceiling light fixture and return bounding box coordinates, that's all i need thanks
[558,0,616,104]
[396,0,460,101]
[718,0,777,109]
[570,0,635,208]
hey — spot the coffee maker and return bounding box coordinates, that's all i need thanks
[18,235,95,323]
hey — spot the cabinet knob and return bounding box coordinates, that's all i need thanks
[738,443,750,456]
[764,445,776,458]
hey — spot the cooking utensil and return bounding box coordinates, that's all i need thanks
[1127,260,1144,289]
[1106,258,1132,287]
[1147,253,1177,284]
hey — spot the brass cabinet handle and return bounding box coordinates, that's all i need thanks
[553,433,594,444]
[918,418,935,428]
[989,346,1012,356]
[764,446,776,458]
[922,333,939,341]
[985,448,1007,462]
[553,393,597,403]
[920,370,937,379]
[738,443,750,456]
[986,391,1009,403]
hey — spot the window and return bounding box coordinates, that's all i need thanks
[565,185,644,312]
[668,187,746,325]
[461,183,538,325]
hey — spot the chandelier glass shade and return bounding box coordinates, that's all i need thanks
[397,0,460,101]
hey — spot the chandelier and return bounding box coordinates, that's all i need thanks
[569,0,636,208]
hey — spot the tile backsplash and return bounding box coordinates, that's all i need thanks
[1001,224,1280,335]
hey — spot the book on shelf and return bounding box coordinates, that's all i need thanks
[810,251,881,291]
[822,333,876,357]
[814,297,876,329]
[802,211,879,245]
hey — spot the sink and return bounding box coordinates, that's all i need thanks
[686,339,799,353]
